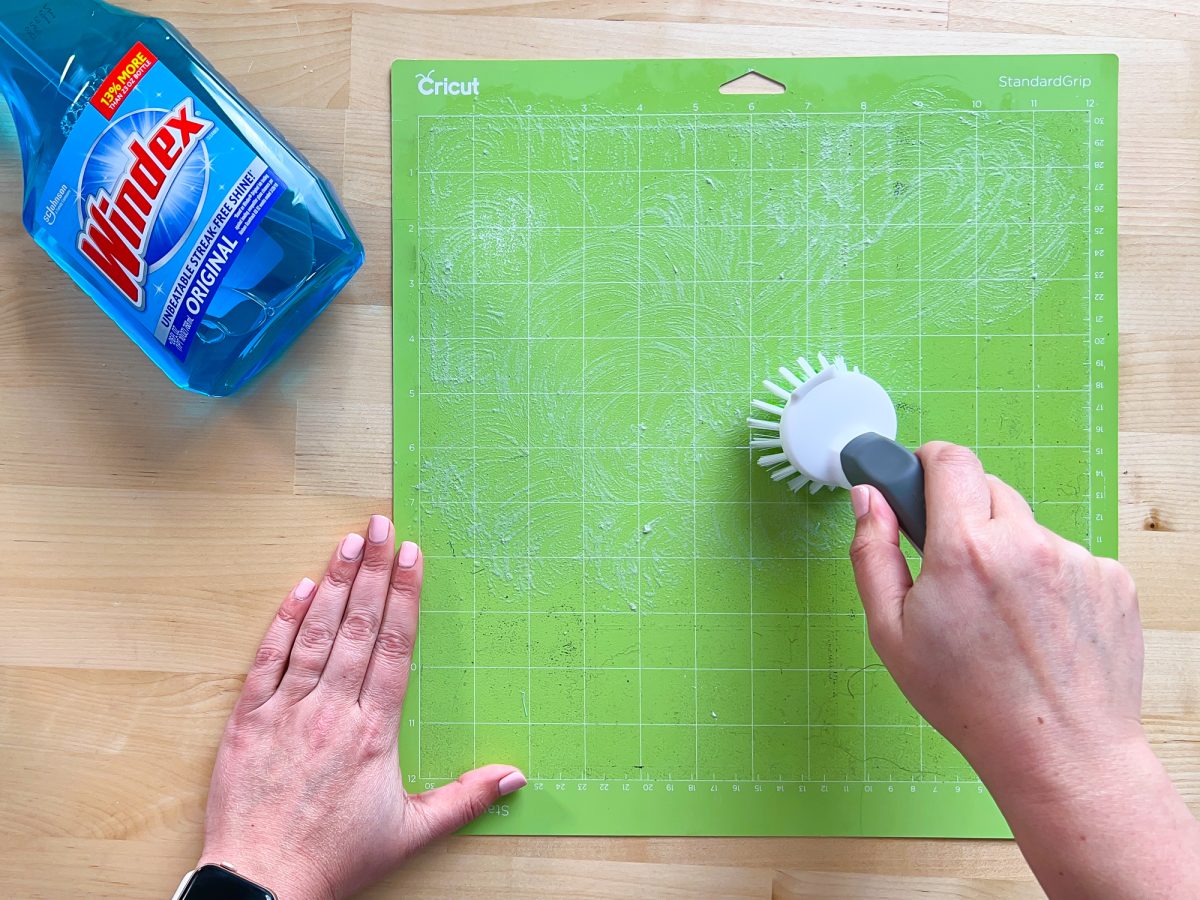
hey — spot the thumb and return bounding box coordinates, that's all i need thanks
[410,765,526,838]
[848,485,911,653]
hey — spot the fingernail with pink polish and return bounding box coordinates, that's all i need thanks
[397,541,419,568]
[294,577,316,600]
[340,532,365,560]
[368,515,390,544]
[851,485,870,519]
[498,770,527,796]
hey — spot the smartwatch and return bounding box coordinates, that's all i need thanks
[172,863,276,900]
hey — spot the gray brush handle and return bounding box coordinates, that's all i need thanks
[840,432,926,553]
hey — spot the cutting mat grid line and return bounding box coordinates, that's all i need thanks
[917,109,926,773]
[395,56,1118,836]
[692,113,702,776]
[635,114,645,775]
[418,110,1098,118]
[581,107,589,779]
[860,106,869,780]
[525,113,535,778]
[469,113,477,773]
[745,109,757,781]
[804,107,813,785]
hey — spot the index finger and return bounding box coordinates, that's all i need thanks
[916,441,992,542]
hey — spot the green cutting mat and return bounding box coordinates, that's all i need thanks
[392,55,1118,837]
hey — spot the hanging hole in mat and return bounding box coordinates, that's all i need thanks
[718,70,786,95]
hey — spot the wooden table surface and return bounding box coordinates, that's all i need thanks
[2,2,1199,897]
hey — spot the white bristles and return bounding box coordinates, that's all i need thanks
[750,437,782,450]
[787,474,811,492]
[756,451,788,467]
[763,379,791,401]
[778,366,802,388]
[753,349,869,496]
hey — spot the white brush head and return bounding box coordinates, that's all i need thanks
[750,355,898,492]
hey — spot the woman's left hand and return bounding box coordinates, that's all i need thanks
[199,516,526,900]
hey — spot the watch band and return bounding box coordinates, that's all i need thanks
[171,868,197,900]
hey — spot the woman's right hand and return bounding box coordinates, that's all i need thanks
[848,440,1144,791]
[848,442,1200,899]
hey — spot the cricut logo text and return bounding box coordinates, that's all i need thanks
[416,70,480,97]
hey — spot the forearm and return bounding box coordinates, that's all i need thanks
[982,736,1200,900]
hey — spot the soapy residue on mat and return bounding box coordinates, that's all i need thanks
[414,98,1089,613]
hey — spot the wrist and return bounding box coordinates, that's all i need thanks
[971,723,1200,898]
[974,718,1154,811]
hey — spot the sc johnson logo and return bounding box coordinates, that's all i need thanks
[416,70,480,97]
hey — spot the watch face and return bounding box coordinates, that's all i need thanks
[182,865,274,900]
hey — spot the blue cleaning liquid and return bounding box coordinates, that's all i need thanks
[0,1,364,396]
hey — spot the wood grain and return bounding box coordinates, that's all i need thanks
[949,0,1200,41]
[1,1,1197,897]
[773,868,1045,899]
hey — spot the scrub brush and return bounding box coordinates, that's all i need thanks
[749,353,927,551]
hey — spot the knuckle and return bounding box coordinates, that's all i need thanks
[987,474,1017,501]
[939,443,980,470]
[373,627,416,662]
[276,601,303,625]
[848,532,877,570]
[360,553,393,576]
[364,714,399,751]
[1106,557,1132,584]
[253,644,287,669]
[388,573,422,601]
[324,564,357,590]
[920,441,982,478]
[1121,570,1139,600]
[1100,557,1138,597]
[1025,530,1063,570]
[1065,538,1095,565]
[296,621,336,651]
[918,440,955,462]
[340,610,381,642]
[1126,580,1141,613]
